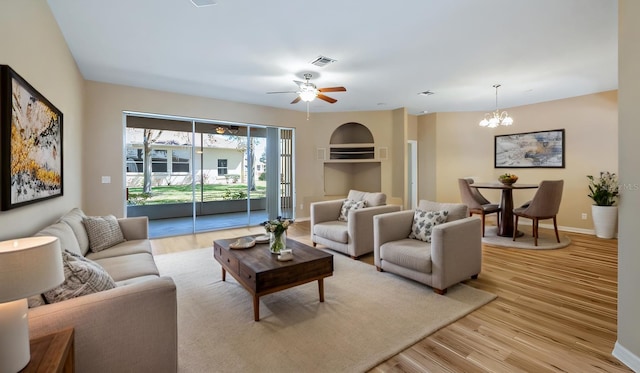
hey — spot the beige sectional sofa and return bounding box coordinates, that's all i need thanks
[28,208,177,373]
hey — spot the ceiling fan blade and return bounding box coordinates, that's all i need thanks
[317,94,337,104]
[290,96,301,104]
[266,91,297,94]
[318,86,346,93]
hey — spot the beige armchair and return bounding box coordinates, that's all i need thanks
[373,200,482,294]
[311,190,401,258]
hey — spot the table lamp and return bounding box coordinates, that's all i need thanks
[0,236,64,372]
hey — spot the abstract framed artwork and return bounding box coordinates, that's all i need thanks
[495,129,565,168]
[0,65,63,210]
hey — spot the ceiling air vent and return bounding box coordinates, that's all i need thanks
[310,56,337,67]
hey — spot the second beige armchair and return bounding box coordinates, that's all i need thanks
[310,190,401,259]
[373,200,482,294]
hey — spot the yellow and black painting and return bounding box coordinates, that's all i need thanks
[1,65,62,210]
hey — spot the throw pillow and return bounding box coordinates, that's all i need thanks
[43,251,116,304]
[338,199,366,222]
[83,215,125,252]
[409,209,449,243]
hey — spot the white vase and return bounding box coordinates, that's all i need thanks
[591,205,618,239]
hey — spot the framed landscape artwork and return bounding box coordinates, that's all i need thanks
[495,129,565,168]
[0,65,63,210]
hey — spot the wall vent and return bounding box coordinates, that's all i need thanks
[310,56,337,67]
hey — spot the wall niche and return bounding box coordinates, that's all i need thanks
[323,122,381,196]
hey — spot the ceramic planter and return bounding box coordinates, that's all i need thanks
[591,205,618,239]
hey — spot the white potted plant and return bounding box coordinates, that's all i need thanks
[587,171,619,239]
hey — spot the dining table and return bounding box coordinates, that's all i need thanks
[471,182,539,237]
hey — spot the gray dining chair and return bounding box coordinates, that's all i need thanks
[458,178,501,237]
[513,180,564,246]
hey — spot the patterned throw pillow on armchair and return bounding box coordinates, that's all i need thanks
[337,199,367,222]
[408,209,448,242]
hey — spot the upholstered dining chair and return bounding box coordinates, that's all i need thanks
[513,180,564,246]
[458,178,501,237]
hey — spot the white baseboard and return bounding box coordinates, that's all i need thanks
[613,341,640,372]
[518,222,600,236]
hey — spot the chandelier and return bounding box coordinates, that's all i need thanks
[479,84,513,128]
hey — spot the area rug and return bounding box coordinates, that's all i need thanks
[155,247,496,373]
[482,226,571,249]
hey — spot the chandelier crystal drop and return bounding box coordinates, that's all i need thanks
[479,84,513,128]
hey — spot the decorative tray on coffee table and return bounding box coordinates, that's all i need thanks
[229,237,256,249]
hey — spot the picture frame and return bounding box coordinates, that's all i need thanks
[1,65,63,210]
[495,129,565,168]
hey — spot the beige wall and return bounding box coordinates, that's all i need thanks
[0,1,84,241]
[421,91,618,232]
[615,0,640,369]
[84,82,402,218]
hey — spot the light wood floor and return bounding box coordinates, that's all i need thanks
[151,222,630,373]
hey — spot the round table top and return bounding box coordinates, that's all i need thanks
[470,182,539,189]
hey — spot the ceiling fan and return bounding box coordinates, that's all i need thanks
[267,73,346,104]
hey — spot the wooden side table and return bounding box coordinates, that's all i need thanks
[20,328,74,373]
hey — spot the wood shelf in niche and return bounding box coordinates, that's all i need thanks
[329,146,375,160]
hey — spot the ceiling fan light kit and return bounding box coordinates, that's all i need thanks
[268,73,346,105]
[479,84,513,128]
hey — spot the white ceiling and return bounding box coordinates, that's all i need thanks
[46,0,618,115]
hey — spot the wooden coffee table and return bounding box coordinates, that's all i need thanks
[213,236,334,321]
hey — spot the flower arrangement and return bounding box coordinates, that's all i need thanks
[263,217,292,235]
[498,172,518,185]
[263,217,293,253]
[587,171,619,206]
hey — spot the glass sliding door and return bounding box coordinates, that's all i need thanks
[125,122,196,237]
[194,123,252,232]
[125,113,292,238]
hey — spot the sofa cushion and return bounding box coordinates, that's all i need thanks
[347,190,386,207]
[380,239,432,273]
[313,221,349,244]
[418,201,468,222]
[42,251,116,304]
[83,215,126,253]
[338,199,366,222]
[59,208,91,255]
[35,222,82,256]
[409,209,448,242]
[85,239,152,260]
[94,253,160,282]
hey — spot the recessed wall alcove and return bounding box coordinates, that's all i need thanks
[323,122,381,195]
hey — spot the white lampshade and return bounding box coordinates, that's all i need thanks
[0,236,63,372]
[0,236,64,302]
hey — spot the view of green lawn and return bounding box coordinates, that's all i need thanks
[127,184,266,205]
